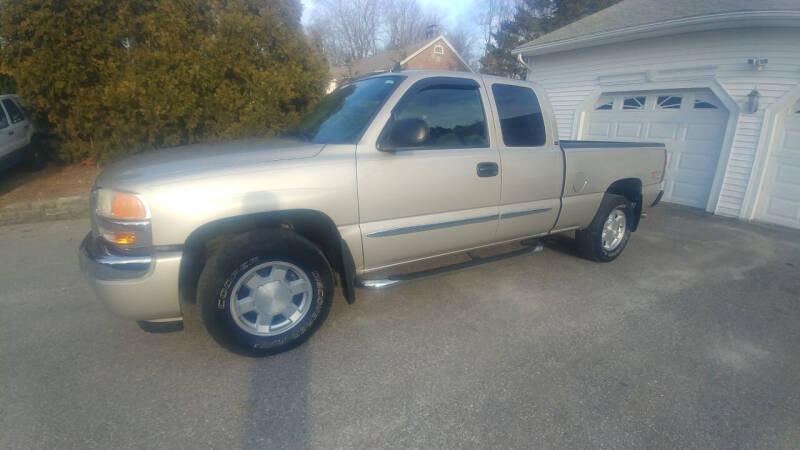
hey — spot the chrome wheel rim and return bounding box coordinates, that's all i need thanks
[601,208,627,252]
[229,261,313,337]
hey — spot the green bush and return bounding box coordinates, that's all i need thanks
[0,0,327,163]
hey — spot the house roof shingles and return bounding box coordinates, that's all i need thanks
[516,0,800,51]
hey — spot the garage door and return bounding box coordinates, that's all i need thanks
[754,100,800,229]
[583,90,728,208]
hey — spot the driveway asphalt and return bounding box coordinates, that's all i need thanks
[1,204,799,448]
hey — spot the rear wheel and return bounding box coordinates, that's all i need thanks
[196,228,333,355]
[575,195,633,262]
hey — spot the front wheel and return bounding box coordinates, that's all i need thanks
[575,195,633,262]
[196,228,333,355]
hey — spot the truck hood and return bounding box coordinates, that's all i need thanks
[95,137,324,188]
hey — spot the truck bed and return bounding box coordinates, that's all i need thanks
[553,140,667,232]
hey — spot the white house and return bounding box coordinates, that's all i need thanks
[514,0,800,230]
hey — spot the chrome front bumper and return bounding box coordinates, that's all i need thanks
[79,233,183,320]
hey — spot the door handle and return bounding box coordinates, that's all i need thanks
[476,162,498,177]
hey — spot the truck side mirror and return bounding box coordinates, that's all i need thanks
[380,118,429,151]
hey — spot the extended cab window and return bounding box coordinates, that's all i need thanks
[1,99,24,123]
[492,84,546,147]
[387,82,488,149]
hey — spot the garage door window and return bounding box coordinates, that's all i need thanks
[656,95,682,109]
[693,94,719,109]
[622,96,646,110]
[595,99,613,111]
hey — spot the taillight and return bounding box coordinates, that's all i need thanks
[661,149,667,182]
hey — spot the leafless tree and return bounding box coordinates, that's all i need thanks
[445,27,477,68]
[310,0,383,66]
[476,0,517,49]
[384,0,443,49]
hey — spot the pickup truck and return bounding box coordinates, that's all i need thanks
[80,70,666,355]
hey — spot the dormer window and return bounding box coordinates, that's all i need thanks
[433,45,444,55]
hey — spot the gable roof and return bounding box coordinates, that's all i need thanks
[331,35,471,80]
[514,0,800,56]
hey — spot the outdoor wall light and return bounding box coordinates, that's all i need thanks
[747,89,761,114]
[747,57,768,71]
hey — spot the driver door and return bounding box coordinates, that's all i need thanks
[356,76,501,270]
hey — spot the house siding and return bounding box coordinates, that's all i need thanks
[526,27,800,217]
[403,38,469,72]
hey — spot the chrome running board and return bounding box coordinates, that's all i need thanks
[356,239,544,289]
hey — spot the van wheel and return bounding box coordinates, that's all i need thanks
[196,228,333,355]
[575,195,633,262]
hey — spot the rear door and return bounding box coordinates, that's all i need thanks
[484,81,562,241]
[0,98,29,156]
[357,76,501,270]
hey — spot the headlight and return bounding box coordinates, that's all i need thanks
[92,188,152,249]
[95,188,150,220]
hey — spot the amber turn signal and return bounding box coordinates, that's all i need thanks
[111,193,147,220]
[109,231,137,245]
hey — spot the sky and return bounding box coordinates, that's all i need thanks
[300,0,483,35]
[300,0,487,60]
[302,0,480,27]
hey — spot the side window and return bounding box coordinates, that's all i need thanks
[492,84,546,147]
[387,83,488,149]
[623,96,646,110]
[0,105,8,129]
[2,99,24,123]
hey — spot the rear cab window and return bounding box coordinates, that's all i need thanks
[491,84,546,147]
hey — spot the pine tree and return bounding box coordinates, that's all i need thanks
[0,0,327,162]
[481,0,621,78]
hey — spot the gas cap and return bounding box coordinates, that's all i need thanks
[573,172,589,193]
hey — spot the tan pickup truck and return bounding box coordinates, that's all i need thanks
[80,70,666,355]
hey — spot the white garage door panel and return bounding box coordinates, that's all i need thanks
[755,103,800,229]
[648,122,680,140]
[584,90,728,209]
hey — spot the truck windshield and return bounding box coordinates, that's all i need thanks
[287,75,404,144]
